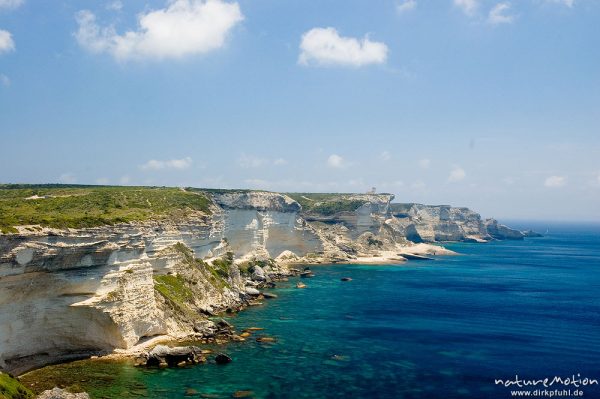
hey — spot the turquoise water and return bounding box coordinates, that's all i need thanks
[37,223,600,398]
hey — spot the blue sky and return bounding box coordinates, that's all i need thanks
[0,0,599,221]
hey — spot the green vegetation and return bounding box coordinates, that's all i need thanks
[286,193,368,215]
[153,274,194,307]
[0,185,211,232]
[19,358,139,398]
[211,251,234,278]
[367,236,383,247]
[0,373,34,399]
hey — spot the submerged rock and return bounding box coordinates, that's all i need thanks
[340,277,352,282]
[262,292,278,299]
[256,336,277,343]
[215,353,232,364]
[232,390,254,398]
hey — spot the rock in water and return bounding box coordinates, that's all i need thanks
[145,345,204,367]
[340,277,352,281]
[215,353,232,364]
[232,390,254,398]
[256,336,277,343]
[262,292,278,299]
[245,287,260,296]
[36,388,90,399]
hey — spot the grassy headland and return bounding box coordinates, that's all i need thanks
[0,185,211,233]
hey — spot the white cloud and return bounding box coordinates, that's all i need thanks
[380,151,391,161]
[327,154,347,169]
[488,2,515,24]
[299,27,388,67]
[59,173,77,184]
[0,73,9,86]
[238,154,268,168]
[397,0,417,14]
[96,177,110,185]
[0,0,23,10]
[454,0,479,16]
[0,29,15,54]
[119,175,130,185]
[75,0,244,61]
[273,158,288,166]
[140,157,193,170]
[447,166,466,182]
[418,158,431,169]
[548,0,575,7]
[106,1,123,11]
[544,175,566,188]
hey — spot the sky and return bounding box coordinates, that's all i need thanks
[0,0,599,221]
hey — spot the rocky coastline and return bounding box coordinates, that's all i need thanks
[0,188,538,397]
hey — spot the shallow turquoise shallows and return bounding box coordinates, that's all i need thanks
[41,223,600,398]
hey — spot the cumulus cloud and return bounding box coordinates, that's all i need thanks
[95,177,110,185]
[119,175,131,185]
[299,27,388,67]
[454,0,479,16]
[544,175,566,188]
[380,151,391,161]
[447,166,466,182]
[397,0,417,14]
[418,158,431,169]
[0,0,24,10]
[140,157,193,170]
[106,1,123,11]
[0,29,15,54]
[0,73,9,86]
[273,158,288,166]
[488,2,515,24]
[327,154,347,169]
[75,0,244,61]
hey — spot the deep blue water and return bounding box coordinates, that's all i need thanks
[35,223,600,398]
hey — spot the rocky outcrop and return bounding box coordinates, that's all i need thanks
[483,219,526,240]
[388,203,525,242]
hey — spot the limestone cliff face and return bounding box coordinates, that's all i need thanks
[388,203,524,242]
[0,217,244,374]
[0,190,526,374]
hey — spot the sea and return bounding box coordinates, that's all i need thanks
[23,222,600,399]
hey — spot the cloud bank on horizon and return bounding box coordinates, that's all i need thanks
[0,0,598,221]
